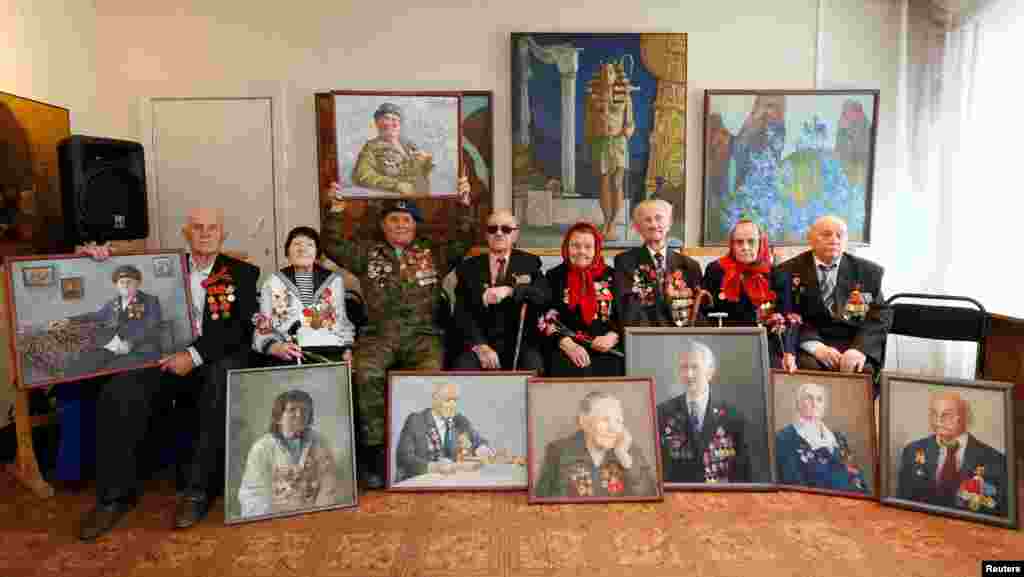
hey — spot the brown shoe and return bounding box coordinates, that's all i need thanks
[78,502,134,541]
[174,495,209,529]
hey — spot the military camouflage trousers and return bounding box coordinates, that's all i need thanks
[352,332,443,446]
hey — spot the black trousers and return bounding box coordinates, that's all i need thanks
[94,354,248,505]
[549,349,625,378]
[452,344,544,373]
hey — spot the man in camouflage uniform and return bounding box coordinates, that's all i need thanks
[322,179,476,488]
[352,102,434,196]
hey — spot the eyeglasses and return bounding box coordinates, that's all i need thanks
[487,225,519,235]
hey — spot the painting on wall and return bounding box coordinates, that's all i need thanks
[510,33,688,250]
[702,89,879,246]
[4,251,194,389]
[0,92,70,255]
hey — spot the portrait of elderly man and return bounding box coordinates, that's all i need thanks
[778,215,888,376]
[394,381,495,483]
[453,209,549,372]
[352,102,434,196]
[613,199,703,326]
[775,383,868,493]
[74,207,260,541]
[534,391,657,499]
[897,391,1008,517]
[54,264,164,376]
[236,390,338,518]
[657,340,750,484]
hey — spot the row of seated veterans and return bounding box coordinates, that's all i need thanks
[70,176,887,543]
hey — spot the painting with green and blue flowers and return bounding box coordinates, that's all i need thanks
[702,90,878,245]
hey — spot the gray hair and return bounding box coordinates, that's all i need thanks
[795,382,827,412]
[678,339,716,372]
[578,391,620,417]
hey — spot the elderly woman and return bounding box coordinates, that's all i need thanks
[702,219,797,371]
[775,382,868,493]
[253,226,356,364]
[541,222,624,377]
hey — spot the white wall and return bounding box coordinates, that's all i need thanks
[5,0,902,249]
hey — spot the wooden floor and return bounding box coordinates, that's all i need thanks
[1,471,1022,577]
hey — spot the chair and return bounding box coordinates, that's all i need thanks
[881,293,989,378]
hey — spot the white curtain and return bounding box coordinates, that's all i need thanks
[879,0,1024,378]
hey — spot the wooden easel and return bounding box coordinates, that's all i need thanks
[4,383,54,498]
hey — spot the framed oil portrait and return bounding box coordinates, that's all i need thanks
[625,326,775,490]
[151,255,174,278]
[60,277,84,300]
[527,377,663,504]
[880,373,1018,529]
[702,89,879,246]
[225,363,357,525]
[387,371,533,491]
[511,32,688,250]
[771,370,877,499]
[318,90,461,199]
[4,250,194,389]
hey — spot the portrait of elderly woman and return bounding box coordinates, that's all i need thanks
[236,390,340,519]
[775,381,869,495]
[531,386,660,503]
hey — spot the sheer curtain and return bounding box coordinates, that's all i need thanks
[879,0,1024,378]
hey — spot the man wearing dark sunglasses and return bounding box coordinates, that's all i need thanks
[453,210,549,372]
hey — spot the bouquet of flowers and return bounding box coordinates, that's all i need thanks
[761,308,803,357]
[537,309,625,358]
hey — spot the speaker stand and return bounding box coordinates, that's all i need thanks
[4,386,54,499]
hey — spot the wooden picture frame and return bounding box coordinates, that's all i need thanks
[771,369,878,500]
[625,326,776,491]
[60,276,84,300]
[224,363,358,525]
[4,250,194,389]
[527,376,663,504]
[702,89,879,246]
[880,372,1018,529]
[386,371,533,492]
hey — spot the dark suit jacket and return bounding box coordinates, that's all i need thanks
[394,408,489,482]
[657,391,750,483]
[534,430,657,498]
[74,290,163,354]
[701,260,797,355]
[190,253,260,364]
[454,249,549,355]
[777,251,888,366]
[897,433,1008,517]
[613,246,703,325]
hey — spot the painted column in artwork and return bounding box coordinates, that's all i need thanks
[640,34,688,198]
[516,36,531,148]
[526,37,582,196]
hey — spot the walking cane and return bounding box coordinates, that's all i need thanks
[512,302,528,370]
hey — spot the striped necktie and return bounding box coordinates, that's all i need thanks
[818,263,837,314]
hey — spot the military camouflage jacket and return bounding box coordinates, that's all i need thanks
[352,138,433,194]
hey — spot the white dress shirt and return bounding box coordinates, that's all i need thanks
[935,432,969,476]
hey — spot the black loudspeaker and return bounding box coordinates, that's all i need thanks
[58,135,148,247]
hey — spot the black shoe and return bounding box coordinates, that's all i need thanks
[78,501,135,542]
[358,445,386,490]
[174,495,209,529]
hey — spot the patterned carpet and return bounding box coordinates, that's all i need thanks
[1,476,1022,577]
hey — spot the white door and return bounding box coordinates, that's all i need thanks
[148,97,278,278]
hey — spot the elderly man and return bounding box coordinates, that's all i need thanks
[452,209,548,372]
[237,390,339,518]
[322,178,476,488]
[778,215,888,375]
[76,207,260,541]
[897,391,1008,517]
[56,264,164,375]
[534,391,657,498]
[352,102,434,196]
[775,383,868,493]
[657,340,749,484]
[613,199,703,325]
[394,381,494,483]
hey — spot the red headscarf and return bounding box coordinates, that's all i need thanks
[717,220,775,306]
[561,222,607,325]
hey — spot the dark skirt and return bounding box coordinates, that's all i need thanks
[549,348,625,378]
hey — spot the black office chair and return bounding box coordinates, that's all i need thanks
[881,293,989,378]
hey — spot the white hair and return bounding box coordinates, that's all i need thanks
[795,382,827,411]
[678,339,716,372]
